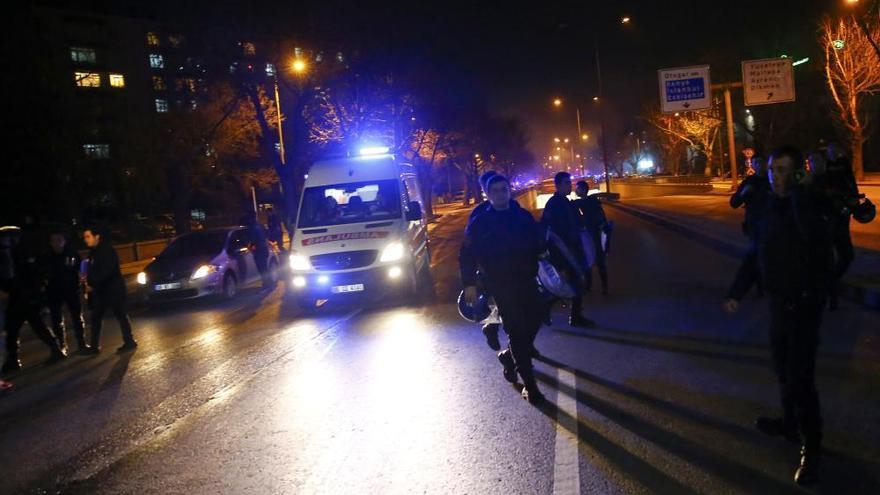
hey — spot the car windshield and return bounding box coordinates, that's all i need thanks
[298,179,402,228]
[160,231,227,259]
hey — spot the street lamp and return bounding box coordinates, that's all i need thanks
[620,16,631,24]
[581,134,589,141]
[553,98,563,107]
[291,59,308,74]
[554,137,561,143]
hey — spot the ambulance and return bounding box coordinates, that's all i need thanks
[287,147,430,308]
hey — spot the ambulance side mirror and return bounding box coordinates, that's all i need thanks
[405,201,423,221]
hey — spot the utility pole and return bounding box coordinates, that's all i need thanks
[711,82,743,188]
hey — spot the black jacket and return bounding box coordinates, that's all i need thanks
[468,198,520,222]
[541,193,582,250]
[572,195,607,237]
[87,241,126,300]
[7,234,46,303]
[459,202,544,290]
[45,246,81,294]
[730,174,770,238]
[729,189,833,303]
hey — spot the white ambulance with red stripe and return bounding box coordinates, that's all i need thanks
[287,147,430,308]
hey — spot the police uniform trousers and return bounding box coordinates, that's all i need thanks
[48,289,85,349]
[769,295,824,448]
[489,279,543,378]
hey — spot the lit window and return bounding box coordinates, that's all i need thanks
[168,34,183,47]
[176,78,197,92]
[190,100,198,110]
[229,63,237,74]
[147,32,160,47]
[155,98,169,113]
[83,144,110,158]
[336,52,344,63]
[265,63,276,77]
[109,74,125,88]
[70,46,96,63]
[74,72,101,87]
[152,76,166,90]
[294,47,303,57]
[149,54,164,69]
[315,52,323,62]
[242,41,256,56]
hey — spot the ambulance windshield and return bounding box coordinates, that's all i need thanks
[298,179,402,228]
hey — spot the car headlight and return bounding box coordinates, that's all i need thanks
[191,264,217,280]
[379,241,405,262]
[289,253,312,271]
[136,272,147,285]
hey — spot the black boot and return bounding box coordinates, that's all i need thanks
[794,445,821,485]
[482,323,501,351]
[116,340,138,354]
[755,416,800,444]
[497,349,517,383]
[44,347,68,365]
[519,371,545,405]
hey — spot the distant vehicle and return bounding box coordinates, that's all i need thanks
[138,227,279,302]
[287,147,430,308]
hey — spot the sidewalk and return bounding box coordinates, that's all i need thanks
[608,195,880,310]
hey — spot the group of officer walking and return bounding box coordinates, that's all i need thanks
[722,144,873,485]
[459,169,610,405]
[2,222,137,374]
[459,143,872,486]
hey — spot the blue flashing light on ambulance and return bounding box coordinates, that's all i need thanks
[287,147,431,308]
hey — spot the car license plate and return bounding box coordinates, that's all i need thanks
[331,283,364,294]
[154,283,182,291]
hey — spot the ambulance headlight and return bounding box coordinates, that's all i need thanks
[136,272,147,285]
[379,242,405,262]
[289,253,312,271]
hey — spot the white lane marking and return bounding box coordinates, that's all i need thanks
[66,309,362,485]
[553,367,580,495]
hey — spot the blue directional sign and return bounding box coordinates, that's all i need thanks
[658,65,713,113]
[665,78,705,102]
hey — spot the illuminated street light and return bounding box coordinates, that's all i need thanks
[553,98,563,107]
[291,59,308,74]
[621,16,631,24]
[554,137,561,143]
[581,134,589,141]
[564,138,570,143]
[592,96,599,102]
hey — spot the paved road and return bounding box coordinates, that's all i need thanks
[1,205,878,494]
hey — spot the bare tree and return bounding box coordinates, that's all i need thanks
[821,14,880,180]
[644,106,721,175]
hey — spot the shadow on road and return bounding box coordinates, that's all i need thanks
[534,358,880,494]
[533,368,802,495]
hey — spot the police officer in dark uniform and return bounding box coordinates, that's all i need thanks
[725,146,832,485]
[811,145,859,310]
[572,180,609,295]
[727,156,771,299]
[83,225,137,354]
[2,223,67,372]
[460,174,546,404]
[469,170,513,351]
[45,230,89,354]
[542,172,592,327]
[245,213,274,292]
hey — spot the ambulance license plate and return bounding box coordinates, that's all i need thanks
[331,284,364,294]
[155,283,182,291]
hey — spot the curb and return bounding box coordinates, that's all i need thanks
[607,201,880,311]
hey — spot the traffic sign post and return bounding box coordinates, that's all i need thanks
[658,65,713,114]
[742,58,796,106]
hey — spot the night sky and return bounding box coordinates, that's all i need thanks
[48,0,841,158]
